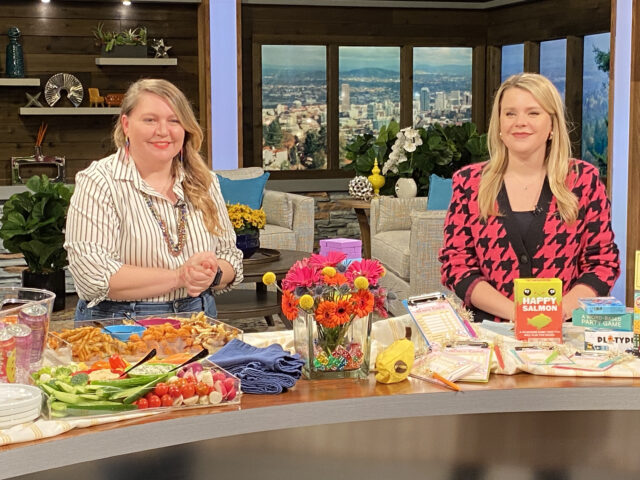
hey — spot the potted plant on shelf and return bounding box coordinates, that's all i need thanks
[343,120,489,197]
[226,203,266,259]
[92,22,148,58]
[0,175,74,311]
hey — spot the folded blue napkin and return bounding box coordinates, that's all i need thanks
[225,363,299,394]
[209,338,305,374]
[208,339,305,394]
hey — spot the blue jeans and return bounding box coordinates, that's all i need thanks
[74,291,217,323]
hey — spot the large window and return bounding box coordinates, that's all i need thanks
[339,47,400,166]
[261,45,327,171]
[582,33,610,178]
[501,43,524,81]
[412,47,473,128]
[540,39,567,98]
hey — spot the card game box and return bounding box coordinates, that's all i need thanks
[572,308,633,331]
[514,278,563,342]
[584,329,635,353]
[578,297,626,315]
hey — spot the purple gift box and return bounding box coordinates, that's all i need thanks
[319,238,362,259]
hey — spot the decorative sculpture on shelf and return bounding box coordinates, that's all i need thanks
[88,88,105,107]
[6,26,25,78]
[150,38,172,58]
[44,73,84,107]
[11,123,66,185]
[24,91,44,108]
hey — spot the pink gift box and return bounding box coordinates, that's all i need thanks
[319,238,362,259]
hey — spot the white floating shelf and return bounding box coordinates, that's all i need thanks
[0,78,40,86]
[20,107,120,116]
[95,58,178,66]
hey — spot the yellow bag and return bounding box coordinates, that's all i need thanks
[375,337,415,384]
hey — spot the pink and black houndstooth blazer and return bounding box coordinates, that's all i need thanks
[439,159,620,320]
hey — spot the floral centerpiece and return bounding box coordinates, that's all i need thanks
[263,251,395,379]
[226,203,266,258]
[381,126,422,177]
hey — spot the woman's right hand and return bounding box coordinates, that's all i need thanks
[177,252,218,297]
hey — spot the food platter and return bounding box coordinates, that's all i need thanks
[46,313,242,363]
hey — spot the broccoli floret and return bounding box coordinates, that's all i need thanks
[70,373,89,386]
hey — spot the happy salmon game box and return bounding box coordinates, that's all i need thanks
[514,278,563,342]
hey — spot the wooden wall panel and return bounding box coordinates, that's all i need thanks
[0,0,200,185]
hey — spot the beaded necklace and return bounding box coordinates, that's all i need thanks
[141,192,188,256]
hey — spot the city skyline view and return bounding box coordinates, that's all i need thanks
[262,38,609,172]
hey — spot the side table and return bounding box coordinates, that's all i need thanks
[334,198,371,258]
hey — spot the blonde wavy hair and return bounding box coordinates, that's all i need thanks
[113,78,221,234]
[478,73,578,224]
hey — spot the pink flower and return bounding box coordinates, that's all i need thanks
[309,251,347,269]
[374,291,389,318]
[282,259,322,290]
[345,259,385,286]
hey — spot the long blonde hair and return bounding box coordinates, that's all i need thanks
[478,73,578,224]
[113,79,221,234]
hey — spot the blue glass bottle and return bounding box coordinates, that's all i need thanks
[6,26,25,78]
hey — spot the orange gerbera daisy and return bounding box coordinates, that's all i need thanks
[324,272,347,286]
[334,299,352,325]
[352,290,374,318]
[315,300,339,328]
[282,290,300,321]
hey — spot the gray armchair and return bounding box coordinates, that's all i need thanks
[215,167,314,252]
[369,196,447,315]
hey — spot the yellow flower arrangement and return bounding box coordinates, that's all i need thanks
[226,203,266,234]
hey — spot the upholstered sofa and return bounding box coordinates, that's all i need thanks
[370,196,447,315]
[215,167,314,253]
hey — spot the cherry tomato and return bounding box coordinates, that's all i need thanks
[196,382,209,396]
[147,394,161,408]
[154,382,169,397]
[161,394,173,407]
[168,385,181,398]
[136,398,149,409]
[180,383,196,399]
[175,378,187,389]
[145,392,155,401]
[185,374,196,384]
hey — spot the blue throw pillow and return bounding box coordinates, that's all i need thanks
[217,172,270,209]
[426,174,453,210]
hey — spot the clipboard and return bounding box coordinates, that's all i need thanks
[402,292,476,347]
[444,342,493,382]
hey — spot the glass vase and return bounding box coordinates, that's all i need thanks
[293,312,372,380]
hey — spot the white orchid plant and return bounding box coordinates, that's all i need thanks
[381,127,423,177]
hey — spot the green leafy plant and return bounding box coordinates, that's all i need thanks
[343,121,488,196]
[92,22,148,52]
[0,175,74,273]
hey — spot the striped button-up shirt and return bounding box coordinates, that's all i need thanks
[64,149,243,307]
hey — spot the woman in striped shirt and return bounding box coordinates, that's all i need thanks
[65,79,243,321]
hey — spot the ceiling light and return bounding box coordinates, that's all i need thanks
[123,1,131,6]
[41,0,50,3]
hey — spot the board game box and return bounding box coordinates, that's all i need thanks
[578,297,626,315]
[514,278,563,342]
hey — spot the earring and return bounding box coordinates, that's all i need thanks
[548,131,553,140]
[499,132,502,137]
[125,137,130,155]
[179,148,184,162]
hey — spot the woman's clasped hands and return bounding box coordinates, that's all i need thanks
[177,252,219,297]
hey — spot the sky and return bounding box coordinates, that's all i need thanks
[262,45,473,71]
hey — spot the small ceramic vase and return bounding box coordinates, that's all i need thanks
[395,177,418,198]
[6,26,25,78]
[368,159,385,197]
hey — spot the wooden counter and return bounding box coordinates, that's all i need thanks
[2,373,640,479]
